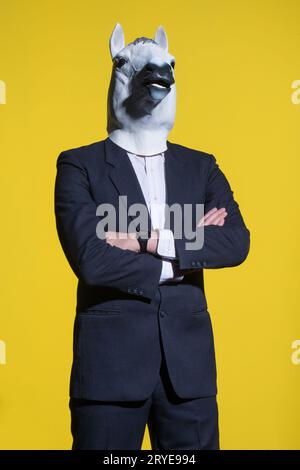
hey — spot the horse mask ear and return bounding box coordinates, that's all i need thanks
[109,23,125,60]
[154,26,168,51]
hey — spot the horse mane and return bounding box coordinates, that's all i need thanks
[128,37,158,47]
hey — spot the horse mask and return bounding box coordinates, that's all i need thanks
[107,23,176,156]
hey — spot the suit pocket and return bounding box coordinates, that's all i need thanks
[78,308,121,316]
[191,308,209,316]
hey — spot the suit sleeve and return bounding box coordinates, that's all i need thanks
[174,154,250,270]
[54,151,162,300]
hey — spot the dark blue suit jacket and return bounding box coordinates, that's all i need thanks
[54,137,250,401]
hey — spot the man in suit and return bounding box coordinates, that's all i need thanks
[55,24,250,450]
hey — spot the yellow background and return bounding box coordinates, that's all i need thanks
[0,0,299,450]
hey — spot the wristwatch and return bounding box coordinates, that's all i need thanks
[136,230,152,253]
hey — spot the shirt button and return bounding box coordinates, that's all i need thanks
[160,310,166,318]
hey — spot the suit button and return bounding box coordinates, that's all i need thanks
[196,261,201,267]
[128,288,132,293]
[139,290,144,296]
[203,261,207,267]
[191,261,196,267]
[160,310,166,318]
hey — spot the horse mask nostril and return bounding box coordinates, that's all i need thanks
[144,62,173,75]
[145,63,156,72]
[140,62,174,89]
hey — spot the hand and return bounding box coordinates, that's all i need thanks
[105,231,140,252]
[197,207,228,227]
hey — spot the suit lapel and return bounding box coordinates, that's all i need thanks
[104,137,152,231]
[164,141,189,234]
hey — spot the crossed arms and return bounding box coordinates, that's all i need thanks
[105,206,228,254]
[55,152,250,300]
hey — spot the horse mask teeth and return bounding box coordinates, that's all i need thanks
[107,23,176,156]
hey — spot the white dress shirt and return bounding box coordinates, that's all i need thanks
[126,151,184,284]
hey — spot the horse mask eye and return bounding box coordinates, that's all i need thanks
[115,57,127,69]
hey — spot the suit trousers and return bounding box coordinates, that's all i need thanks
[69,339,220,450]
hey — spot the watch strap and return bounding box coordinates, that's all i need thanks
[136,230,152,253]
